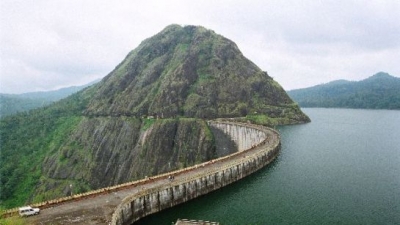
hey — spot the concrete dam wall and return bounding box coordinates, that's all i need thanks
[111,121,281,225]
[210,121,267,151]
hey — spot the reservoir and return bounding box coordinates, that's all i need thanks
[136,108,400,225]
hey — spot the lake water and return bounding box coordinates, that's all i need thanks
[136,108,400,225]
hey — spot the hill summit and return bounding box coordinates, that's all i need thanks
[84,24,309,122]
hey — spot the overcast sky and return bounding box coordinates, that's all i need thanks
[1,0,399,94]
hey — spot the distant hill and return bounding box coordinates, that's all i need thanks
[288,72,400,109]
[0,80,99,117]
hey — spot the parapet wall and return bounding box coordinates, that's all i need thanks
[111,121,280,225]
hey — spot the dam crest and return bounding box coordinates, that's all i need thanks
[9,121,280,225]
[111,121,280,225]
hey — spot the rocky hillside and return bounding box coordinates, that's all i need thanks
[34,118,219,201]
[0,25,309,208]
[84,25,309,123]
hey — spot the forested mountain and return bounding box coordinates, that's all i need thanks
[0,25,309,209]
[0,80,99,117]
[288,72,400,109]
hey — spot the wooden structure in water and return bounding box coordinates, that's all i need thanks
[175,219,219,225]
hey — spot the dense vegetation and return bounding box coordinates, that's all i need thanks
[0,95,48,118]
[0,93,89,207]
[288,72,400,109]
[0,207,25,224]
[0,25,309,209]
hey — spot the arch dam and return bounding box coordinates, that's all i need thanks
[15,120,281,225]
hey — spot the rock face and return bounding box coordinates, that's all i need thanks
[112,122,281,225]
[0,24,309,207]
[35,118,220,200]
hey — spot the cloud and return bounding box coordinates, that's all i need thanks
[1,0,399,93]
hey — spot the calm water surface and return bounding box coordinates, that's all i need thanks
[137,108,400,225]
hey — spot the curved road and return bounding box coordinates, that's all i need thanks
[25,124,278,225]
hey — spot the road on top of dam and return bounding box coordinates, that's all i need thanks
[25,129,278,225]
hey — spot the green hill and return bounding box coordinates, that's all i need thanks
[84,25,308,123]
[0,25,309,209]
[288,72,400,109]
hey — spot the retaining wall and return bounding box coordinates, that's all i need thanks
[111,121,280,225]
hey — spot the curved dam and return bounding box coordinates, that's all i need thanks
[19,121,280,225]
[111,121,280,225]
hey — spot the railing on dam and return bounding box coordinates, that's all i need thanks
[111,121,281,225]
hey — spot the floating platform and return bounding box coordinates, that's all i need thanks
[175,219,219,225]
